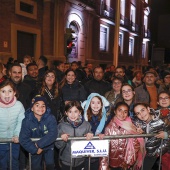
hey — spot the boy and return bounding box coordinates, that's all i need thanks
[19,95,58,170]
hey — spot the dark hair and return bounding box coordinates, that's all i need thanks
[65,101,83,114]
[158,91,170,101]
[120,83,134,94]
[26,63,38,71]
[53,60,64,67]
[39,55,47,65]
[10,63,22,71]
[40,69,58,98]
[93,66,104,73]
[113,102,129,116]
[112,76,123,84]
[0,79,18,98]
[71,61,78,66]
[115,66,125,73]
[133,102,151,115]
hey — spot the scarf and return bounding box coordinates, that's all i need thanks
[0,96,17,108]
[67,115,83,128]
[114,116,145,169]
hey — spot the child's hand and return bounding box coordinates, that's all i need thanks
[98,133,105,140]
[155,131,168,139]
[37,148,43,155]
[136,127,143,134]
[12,136,19,143]
[85,133,93,140]
[61,133,70,142]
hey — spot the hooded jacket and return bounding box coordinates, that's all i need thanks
[19,107,58,155]
[55,117,92,167]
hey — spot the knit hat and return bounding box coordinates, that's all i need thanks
[30,95,47,108]
[162,71,170,79]
[81,93,110,135]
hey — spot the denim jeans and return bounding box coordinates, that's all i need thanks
[0,143,20,170]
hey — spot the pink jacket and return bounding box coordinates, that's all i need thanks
[99,119,140,169]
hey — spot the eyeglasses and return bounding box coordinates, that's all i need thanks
[46,75,55,78]
[159,97,170,101]
[165,76,170,79]
[113,81,121,85]
[122,89,133,94]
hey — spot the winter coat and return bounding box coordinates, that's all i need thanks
[84,79,111,96]
[134,83,159,105]
[0,101,25,138]
[19,108,58,155]
[61,80,87,102]
[55,117,92,167]
[133,113,170,157]
[99,119,140,169]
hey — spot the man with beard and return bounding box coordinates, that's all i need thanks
[84,66,111,96]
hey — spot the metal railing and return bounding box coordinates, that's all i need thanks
[0,133,162,170]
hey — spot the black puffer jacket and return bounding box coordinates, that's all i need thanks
[61,80,87,102]
[133,112,170,157]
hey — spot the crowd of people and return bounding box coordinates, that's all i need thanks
[0,55,170,170]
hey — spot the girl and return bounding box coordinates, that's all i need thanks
[0,80,25,169]
[157,91,170,170]
[99,102,144,170]
[120,84,135,119]
[55,101,93,170]
[133,102,169,170]
[59,69,87,104]
[81,93,111,169]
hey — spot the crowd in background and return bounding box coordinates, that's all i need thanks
[0,54,170,170]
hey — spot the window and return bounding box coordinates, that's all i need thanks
[100,25,109,52]
[144,15,148,36]
[120,0,125,24]
[130,4,136,30]
[119,32,124,54]
[142,43,146,58]
[129,37,134,56]
[15,0,37,19]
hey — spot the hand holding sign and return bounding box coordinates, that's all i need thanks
[61,133,70,142]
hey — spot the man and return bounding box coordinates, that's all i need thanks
[9,63,31,109]
[37,55,48,78]
[135,70,159,109]
[84,66,111,96]
[23,63,39,99]
[114,66,135,87]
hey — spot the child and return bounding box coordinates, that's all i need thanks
[20,55,32,80]
[157,91,170,170]
[0,80,25,170]
[99,102,145,170]
[19,95,58,170]
[133,102,170,170]
[55,101,93,170]
[81,93,111,169]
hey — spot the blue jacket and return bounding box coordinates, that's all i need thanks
[19,108,58,154]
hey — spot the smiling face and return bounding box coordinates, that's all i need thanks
[112,79,122,92]
[121,85,135,102]
[134,105,152,123]
[0,85,16,103]
[158,93,170,108]
[9,66,22,84]
[90,97,102,115]
[66,106,81,121]
[114,104,129,121]
[31,101,46,120]
[66,71,76,84]
[45,72,56,88]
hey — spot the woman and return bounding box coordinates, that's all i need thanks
[59,69,87,104]
[38,69,61,122]
[0,63,7,83]
[105,77,123,107]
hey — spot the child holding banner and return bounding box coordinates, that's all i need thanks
[55,101,93,170]
[99,102,145,170]
[81,93,111,169]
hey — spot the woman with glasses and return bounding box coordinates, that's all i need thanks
[105,77,123,107]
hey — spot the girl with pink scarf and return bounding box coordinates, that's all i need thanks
[99,102,145,170]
